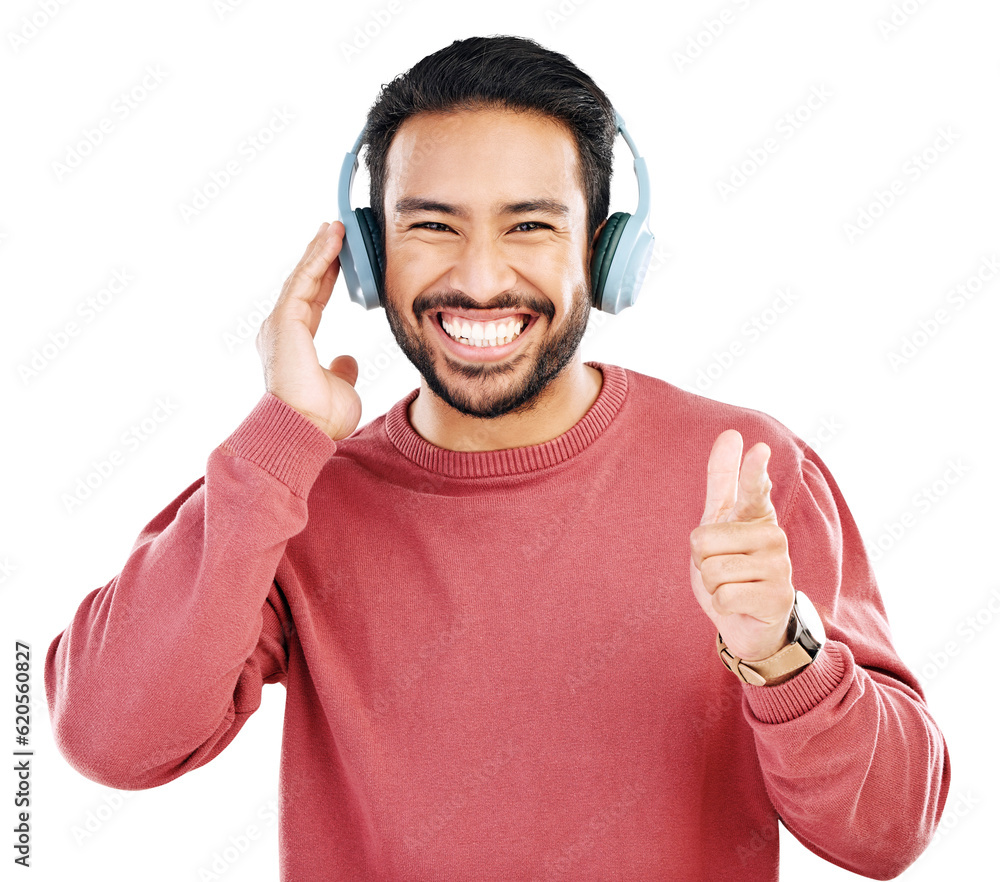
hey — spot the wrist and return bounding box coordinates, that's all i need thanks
[716,591,827,687]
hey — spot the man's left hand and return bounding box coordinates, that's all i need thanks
[689,429,796,662]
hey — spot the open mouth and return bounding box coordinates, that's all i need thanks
[438,312,530,348]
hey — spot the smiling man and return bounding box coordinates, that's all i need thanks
[47,36,948,881]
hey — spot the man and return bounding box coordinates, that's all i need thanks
[46,36,949,880]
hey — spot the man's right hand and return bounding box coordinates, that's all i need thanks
[256,221,363,441]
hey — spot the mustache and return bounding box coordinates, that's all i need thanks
[412,289,555,322]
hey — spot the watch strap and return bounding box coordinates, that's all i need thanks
[716,632,814,687]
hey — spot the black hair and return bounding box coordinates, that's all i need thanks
[363,35,616,248]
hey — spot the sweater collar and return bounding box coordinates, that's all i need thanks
[383,362,628,478]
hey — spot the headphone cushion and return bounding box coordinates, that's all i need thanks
[590,211,631,307]
[356,207,385,300]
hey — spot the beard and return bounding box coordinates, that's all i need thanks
[383,283,592,419]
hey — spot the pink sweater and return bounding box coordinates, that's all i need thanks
[46,363,949,880]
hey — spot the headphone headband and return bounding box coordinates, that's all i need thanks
[615,112,651,224]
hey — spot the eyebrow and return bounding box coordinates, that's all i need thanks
[394,197,571,219]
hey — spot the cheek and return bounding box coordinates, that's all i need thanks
[522,247,589,311]
[384,239,450,292]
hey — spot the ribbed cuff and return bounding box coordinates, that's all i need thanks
[744,640,849,724]
[220,393,338,498]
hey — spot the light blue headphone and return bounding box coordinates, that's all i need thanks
[337,111,655,315]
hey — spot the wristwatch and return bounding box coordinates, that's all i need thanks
[716,590,827,687]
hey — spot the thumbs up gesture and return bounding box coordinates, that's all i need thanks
[689,430,796,663]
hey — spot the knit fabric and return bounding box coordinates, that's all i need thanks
[45,363,949,880]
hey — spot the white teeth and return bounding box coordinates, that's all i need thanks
[441,314,527,347]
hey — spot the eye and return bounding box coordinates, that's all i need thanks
[412,221,454,232]
[511,221,550,233]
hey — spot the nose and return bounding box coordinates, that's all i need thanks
[445,235,518,303]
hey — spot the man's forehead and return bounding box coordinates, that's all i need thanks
[383,108,585,209]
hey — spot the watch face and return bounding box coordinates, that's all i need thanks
[794,591,827,655]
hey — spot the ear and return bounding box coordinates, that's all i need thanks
[589,218,609,261]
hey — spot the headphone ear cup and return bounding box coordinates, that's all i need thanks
[590,212,630,308]
[355,207,385,306]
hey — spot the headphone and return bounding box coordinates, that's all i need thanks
[337,111,655,315]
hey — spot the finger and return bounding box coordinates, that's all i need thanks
[695,544,790,593]
[293,220,337,265]
[328,354,359,387]
[304,228,345,319]
[689,521,787,568]
[279,222,345,310]
[270,224,345,341]
[733,442,776,523]
[301,222,344,293]
[710,581,792,623]
[700,430,743,525]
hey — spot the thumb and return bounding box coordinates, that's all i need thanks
[328,354,359,387]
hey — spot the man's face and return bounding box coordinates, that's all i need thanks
[381,107,595,419]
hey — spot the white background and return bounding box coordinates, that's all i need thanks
[2,0,997,878]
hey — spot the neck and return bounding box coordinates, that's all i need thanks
[407,358,603,452]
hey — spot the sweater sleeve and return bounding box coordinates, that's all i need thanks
[742,452,950,878]
[44,393,338,790]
